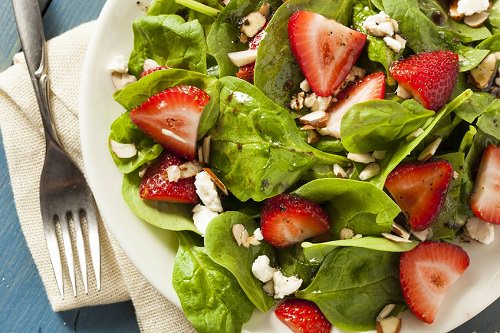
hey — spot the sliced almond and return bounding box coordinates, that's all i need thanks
[464,11,489,27]
[240,12,266,38]
[300,125,316,131]
[333,164,348,178]
[392,223,410,240]
[203,167,228,195]
[197,146,204,164]
[306,130,320,145]
[179,161,203,178]
[417,137,442,161]
[262,280,275,296]
[258,2,271,17]
[449,0,464,20]
[352,234,363,239]
[372,150,386,160]
[161,128,187,143]
[359,162,380,180]
[411,228,432,241]
[396,85,412,100]
[109,140,137,158]
[470,53,497,89]
[382,232,412,243]
[203,136,211,165]
[227,49,258,67]
[347,152,375,164]
[376,316,402,333]
[406,128,424,141]
[377,304,396,321]
[299,110,329,127]
[232,224,248,246]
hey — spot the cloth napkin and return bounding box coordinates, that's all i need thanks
[0,21,195,333]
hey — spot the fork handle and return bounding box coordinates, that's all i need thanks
[12,0,62,148]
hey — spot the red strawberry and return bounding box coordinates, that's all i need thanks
[288,11,367,97]
[275,299,332,333]
[236,63,255,83]
[249,26,267,50]
[260,193,330,248]
[470,144,500,224]
[320,72,386,138]
[400,241,470,324]
[389,50,459,111]
[385,159,453,231]
[140,66,170,78]
[130,85,210,160]
[139,152,199,204]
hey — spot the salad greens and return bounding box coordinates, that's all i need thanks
[107,0,500,331]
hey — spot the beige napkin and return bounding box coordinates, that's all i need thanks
[0,21,195,333]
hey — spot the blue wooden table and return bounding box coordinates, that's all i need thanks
[0,1,498,332]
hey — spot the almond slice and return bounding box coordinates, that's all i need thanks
[470,53,496,89]
[377,304,396,321]
[376,316,402,333]
[203,136,211,165]
[449,0,464,20]
[299,110,329,127]
[347,152,375,164]
[464,11,489,27]
[203,167,228,195]
[411,228,433,241]
[227,49,258,67]
[392,223,410,240]
[359,162,380,180]
[382,232,412,243]
[417,137,442,161]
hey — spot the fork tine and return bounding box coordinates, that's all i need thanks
[43,214,64,299]
[72,211,88,294]
[82,207,101,291]
[60,212,77,297]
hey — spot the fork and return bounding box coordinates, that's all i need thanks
[12,0,101,298]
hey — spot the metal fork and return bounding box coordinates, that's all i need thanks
[12,0,101,298]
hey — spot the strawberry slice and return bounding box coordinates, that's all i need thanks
[389,50,459,111]
[288,11,367,97]
[385,159,453,231]
[139,152,199,204]
[471,144,500,224]
[319,72,386,138]
[140,66,170,78]
[275,299,332,333]
[130,85,210,160]
[249,26,267,50]
[400,241,470,324]
[260,193,330,248]
[236,63,255,83]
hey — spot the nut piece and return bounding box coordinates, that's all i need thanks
[347,152,376,164]
[392,223,410,240]
[470,53,497,89]
[449,0,464,20]
[202,135,211,165]
[376,316,402,333]
[306,130,320,145]
[259,2,271,17]
[382,232,412,243]
[377,304,397,321]
[227,49,258,67]
[300,111,329,127]
[406,128,424,142]
[464,12,489,27]
[417,137,442,161]
[240,12,266,38]
[109,140,137,158]
[339,228,355,240]
[411,228,432,241]
[203,167,228,195]
[333,164,348,178]
[359,162,381,180]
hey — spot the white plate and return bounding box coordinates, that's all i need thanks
[79,0,500,332]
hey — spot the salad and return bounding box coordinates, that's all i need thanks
[106,0,500,332]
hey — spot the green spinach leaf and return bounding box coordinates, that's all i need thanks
[455,92,496,123]
[296,247,404,331]
[209,77,348,201]
[173,232,254,333]
[277,244,320,288]
[205,211,277,312]
[476,100,500,140]
[488,1,500,34]
[128,15,207,77]
[293,178,400,238]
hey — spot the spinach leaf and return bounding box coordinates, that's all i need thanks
[114,69,222,138]
[302,236,418,263]
[293,178,400,238]
[209,77,348,201]
[341,99,435,153]
[278,244,320,288]
[352,2,400,72]
[477,32,500,51]
[370,0,385,11]
[108,112,163,173]
[313,137,344,153]
[122,171,199,233]
[476,100,500,140]
[382,0,489,71]
[418,0,491,43]
[173,232,254,333]
[205,211,277,312]
[254,0,356,107]
[296,247,404,331]
[455,92,496,123]
[128,15,207,77]
[369,89,472,188]
[488,1,500,34]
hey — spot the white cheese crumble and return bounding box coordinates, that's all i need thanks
[272,271,303,299]
[311,96,333,112]
[109,140,137,158]
[396,85,412,100]
[166,165,181,182]
[192,204,219,236]
[107,55,129,73]
[466,217,494,244]
[457,0,490,16]
[362,11,399,37]
[195,171,223,212]
[303,92,318,109]
[240,12,267,38]
[253,228,264,241]
[251,255,277,283]
[143,58,161,71]
[300,79,311,93]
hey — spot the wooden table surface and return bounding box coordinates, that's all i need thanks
[0,0,498,332]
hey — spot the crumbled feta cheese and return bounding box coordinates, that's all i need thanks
[143,58,161,71]
[383,36,403,53]
[109,140,137,158]
[192,204,219,236]
[339,227,355,240]
[457,0,490,16]
[241,12,267,38]
[251,255,277,283]
[363,11,399,37]
[290,92,305,111]
[232,224,261,247]
[396,85,412,100]
[253,228,264,241]
[395,34,407,50]
[166,165,181,182]
[300,79,311,92]
[195,171,223,212]
[311,96,333,112]
[272,271,302,299]
[303,93,318,109]
[111,72,137,90]
[466,217,494,244]
[107,55,129,73]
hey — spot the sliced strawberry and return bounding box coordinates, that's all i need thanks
[400,241,470,324]
[260,193,330,248]
[288,11,367,97]
[130,85,210,160]
[249,26,267,50]
[236,63,255,83]
[320,72,386,138]
[140,66,170,78]
[139,152,199,204]
[275,299,332,333]
[389,50,459,111]
[385,159,453,231]
[471,144,500,224]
